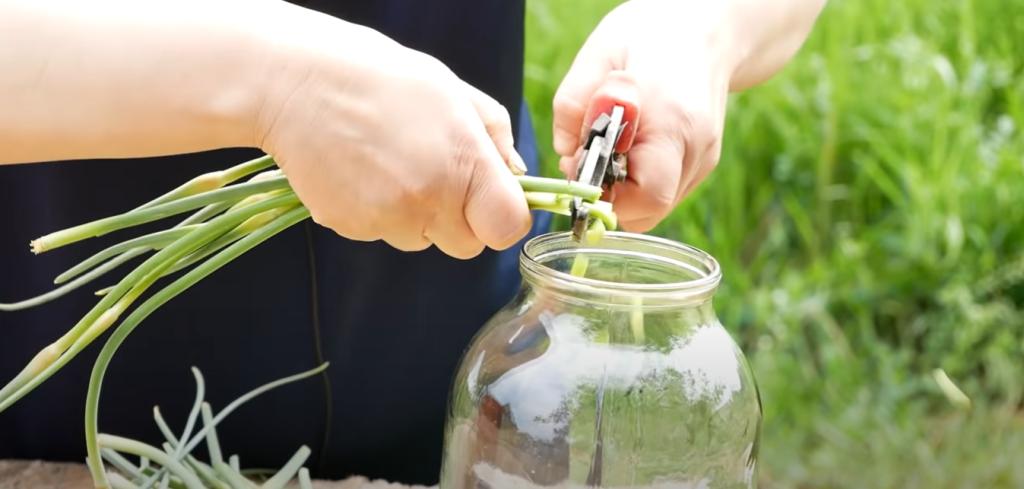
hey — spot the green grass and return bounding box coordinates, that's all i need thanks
[525,0,1024,487]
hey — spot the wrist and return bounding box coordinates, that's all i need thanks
[161,0,296,151]
[246,2,386,155]
[620,0,742,94]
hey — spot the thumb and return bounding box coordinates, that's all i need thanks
[462,121,532,251]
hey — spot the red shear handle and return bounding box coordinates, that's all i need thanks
[581,70,641,154]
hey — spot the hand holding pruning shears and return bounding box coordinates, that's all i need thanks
[554,2,729,234]
[555,0,824,232]
[564,77,640,241]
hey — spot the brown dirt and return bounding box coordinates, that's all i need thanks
[0,460,432,489]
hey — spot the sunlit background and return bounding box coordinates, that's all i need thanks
[525,0,1024,487]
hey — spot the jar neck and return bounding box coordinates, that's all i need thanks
[519,232,722,311]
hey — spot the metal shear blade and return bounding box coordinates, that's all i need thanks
[571,105,627,241]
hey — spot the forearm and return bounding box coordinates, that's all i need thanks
[723,0,826,91]
[0,0,331,164]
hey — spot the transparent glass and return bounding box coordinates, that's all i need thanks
[439,232,762,489]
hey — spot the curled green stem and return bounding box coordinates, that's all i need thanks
[83,207,312,486]
[97,434,204,489]
[261,446,311,489]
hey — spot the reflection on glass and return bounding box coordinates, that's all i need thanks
[440,232,762,489]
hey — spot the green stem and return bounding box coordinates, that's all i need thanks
[101,206,294,299]
[133,156,275,211]
[298,468,313,489]
[0,248,147,312]
[31,177,290,253]
[153,406,179,445]
[524,192,573,216]
[181,363,327,456]
[584,201,617,231]
[219,156,277,187]
[100,447,144,480]
[517,175,603,202]
[260,446,311,489]
[162,207,294,277]
[83,207,311,487]
[569,220,608,278]
[97,434,204,489]
[106,472,140,489]
[0,194,298,413]
[183,455,231,489]
[630,295,646,344]
[138,362,325,489]
[200,403,224,466]
[55,226,199,284]
[1,200,240,311]
[214,462,257,489]
[177,201,236,227]
[174,368,206,459]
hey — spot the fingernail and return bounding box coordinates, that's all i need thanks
[510,151,528,175]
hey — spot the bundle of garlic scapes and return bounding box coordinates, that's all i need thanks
[0,154,615,488]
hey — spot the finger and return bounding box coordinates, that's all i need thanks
[582,70,641,153]
[610,130,684,226]
[465,82,527,175]
[463,126,532,250]
[672,135,705,205]
[426,207,486,260]
[679,139,722,200]
[558,148,582,179]
[383,234,432,253]
[552,36,615,156]
[379,208,431,251]
[620,216,662,234]
[312,207,380,243]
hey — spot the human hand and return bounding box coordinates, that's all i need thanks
[553,1,740,232]
[255,9,531,258]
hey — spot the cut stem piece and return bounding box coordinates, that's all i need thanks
[517,175,602,202]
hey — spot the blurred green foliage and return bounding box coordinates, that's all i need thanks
[525,0,1024,487]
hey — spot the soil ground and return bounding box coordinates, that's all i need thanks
[0,460,430,489]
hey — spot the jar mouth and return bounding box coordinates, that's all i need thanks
[520,231,722,304]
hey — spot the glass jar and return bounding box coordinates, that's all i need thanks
[439,232,762,489]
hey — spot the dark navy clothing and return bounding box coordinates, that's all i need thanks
[0,1,546,484]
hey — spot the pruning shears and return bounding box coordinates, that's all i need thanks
[570,104,630,242]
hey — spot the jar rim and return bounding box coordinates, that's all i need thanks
[520,231,722,302]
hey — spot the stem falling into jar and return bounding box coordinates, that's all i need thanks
[570,219,607,278]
